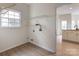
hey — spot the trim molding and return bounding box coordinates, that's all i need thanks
[30,41,56,53]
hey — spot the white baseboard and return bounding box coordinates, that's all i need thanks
[0,41,29,53]
[30,41,56,53]
[0,41,56,54]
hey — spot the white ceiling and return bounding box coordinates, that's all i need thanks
[57,3,79,15]
[55,3,71,8]
[0,3,16,9]
[28,3,71,8]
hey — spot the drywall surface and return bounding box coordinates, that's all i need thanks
[0,4,30,53]
[29,4,56,52]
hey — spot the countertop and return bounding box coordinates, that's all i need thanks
[62,30,79,31]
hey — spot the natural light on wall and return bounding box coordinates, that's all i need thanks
[71,20,76,29]
[0,9,21,27]
[62,20,67,30]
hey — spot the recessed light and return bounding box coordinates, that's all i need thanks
[69,7,72,10]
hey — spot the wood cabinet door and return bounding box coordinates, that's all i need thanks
[62,31,68,40]
[67,31,77,42]
[76,31,79,42]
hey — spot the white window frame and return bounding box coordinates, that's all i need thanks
[0,9,21,28]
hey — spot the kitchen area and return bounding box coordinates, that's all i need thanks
[61,13,79,43]
[56,4,79,55]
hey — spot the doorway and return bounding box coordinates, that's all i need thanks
[56,3,79,56]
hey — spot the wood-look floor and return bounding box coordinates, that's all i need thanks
[0,42,55,56]
[56,35,79,56]
[62,41,79,56]
[0,36,79,56]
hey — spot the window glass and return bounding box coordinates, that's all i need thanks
[8,11,14,15]
[0,9,21,27]
[1,18,8,22]
[1,22,8,27]
[15,16,20,19]
[9,15,15,18]
[15,12,20,16]
[71,20,76,29]
[62,20,67,30]
[1,14,8,18]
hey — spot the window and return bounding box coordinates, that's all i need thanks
[0,9,21,27]
[77,21,79,28]
[61,20,67,30]
[71,20,76,29]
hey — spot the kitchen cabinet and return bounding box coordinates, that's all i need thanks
[62,30,79,43]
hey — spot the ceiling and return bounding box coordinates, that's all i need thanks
[0,3,16,9]
[57,3,79,15]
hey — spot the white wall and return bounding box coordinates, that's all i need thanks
[29,4,56,52]
[72,13,79,24]
[0,4,30,53]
